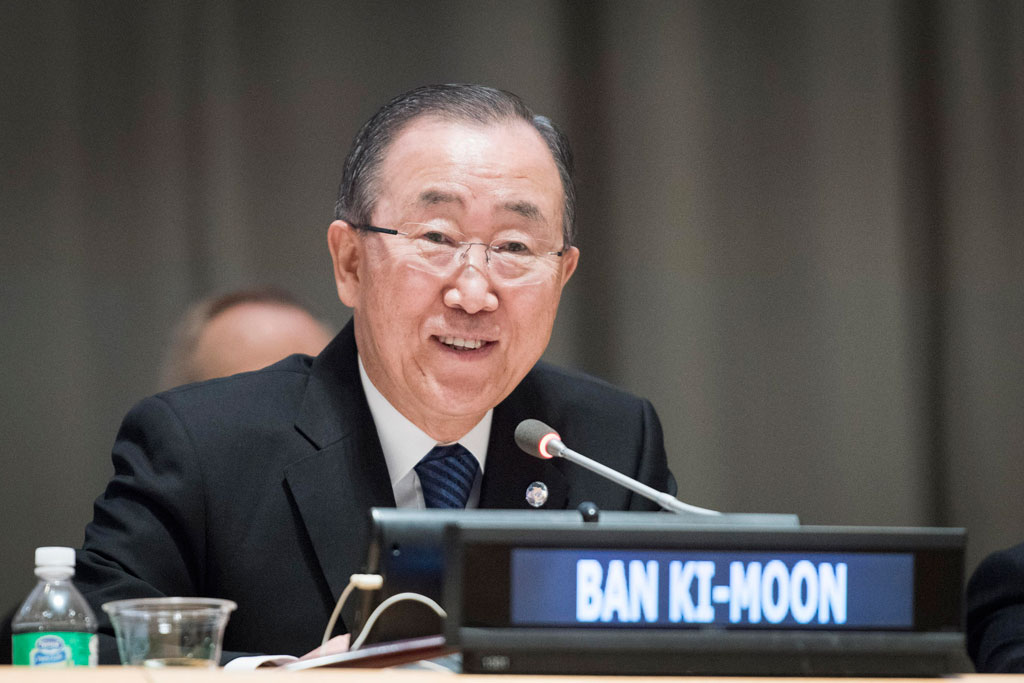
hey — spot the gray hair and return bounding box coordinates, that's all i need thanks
[334,83,576,248]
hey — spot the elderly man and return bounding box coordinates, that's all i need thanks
[75,84,676,663]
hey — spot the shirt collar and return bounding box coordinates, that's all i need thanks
[358,355,490,488]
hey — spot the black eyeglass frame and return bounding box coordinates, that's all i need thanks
[350,223,565,258]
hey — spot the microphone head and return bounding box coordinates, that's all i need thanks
[515,419,561,459]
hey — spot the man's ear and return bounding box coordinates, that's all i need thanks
[559,246,580,287]
[327,220,361,307]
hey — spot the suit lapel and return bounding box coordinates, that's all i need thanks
[480,375,569,509]
[287,322,395,627]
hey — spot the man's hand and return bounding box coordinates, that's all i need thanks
[298,634,351,661]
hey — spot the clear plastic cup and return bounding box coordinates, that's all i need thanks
[101,597,237,667]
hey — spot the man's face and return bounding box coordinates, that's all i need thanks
[328,117,579,441]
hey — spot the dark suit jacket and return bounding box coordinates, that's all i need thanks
[967,541,1024,672]
[75,321,676,662]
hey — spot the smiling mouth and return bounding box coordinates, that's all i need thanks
[436,335,490,351]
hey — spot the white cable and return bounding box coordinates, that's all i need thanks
[350,592,447,651]
[321,574,384,647]
[408,658,457,674]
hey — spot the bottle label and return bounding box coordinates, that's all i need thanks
[12,632,97,667]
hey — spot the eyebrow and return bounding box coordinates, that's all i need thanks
[501,200,542,223]
[417,190,464,208]
[415,190,544,224]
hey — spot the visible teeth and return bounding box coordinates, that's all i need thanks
[440,336,484,350]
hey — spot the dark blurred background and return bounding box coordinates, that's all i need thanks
[2,0,1022,616]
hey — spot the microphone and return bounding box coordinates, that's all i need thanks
[514,419,720,516]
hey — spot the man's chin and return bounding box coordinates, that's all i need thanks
[429,389,501,415]
[419,380,507,419]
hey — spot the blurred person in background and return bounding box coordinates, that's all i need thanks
[0,288,333,664]
[159,288,334,388]
[967,540,1024,672]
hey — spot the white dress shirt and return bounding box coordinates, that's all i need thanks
[358,356,491,508]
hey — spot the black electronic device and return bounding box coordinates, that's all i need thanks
[443,521,968,676]
[351,507,799,645]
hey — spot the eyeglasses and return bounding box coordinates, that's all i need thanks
[353,222,565,286]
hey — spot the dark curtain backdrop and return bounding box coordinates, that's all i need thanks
[2,0,1022,616]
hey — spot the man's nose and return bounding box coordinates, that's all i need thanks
[443,247,499,314]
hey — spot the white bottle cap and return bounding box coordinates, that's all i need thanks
[35,546,76,568]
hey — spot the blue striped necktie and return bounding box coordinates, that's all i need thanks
[415,443,480,509]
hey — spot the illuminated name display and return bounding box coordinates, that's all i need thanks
[510,549,914,629]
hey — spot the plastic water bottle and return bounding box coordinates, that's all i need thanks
[11,547,98,667]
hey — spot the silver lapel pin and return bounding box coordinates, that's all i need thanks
[525,481,549,508]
